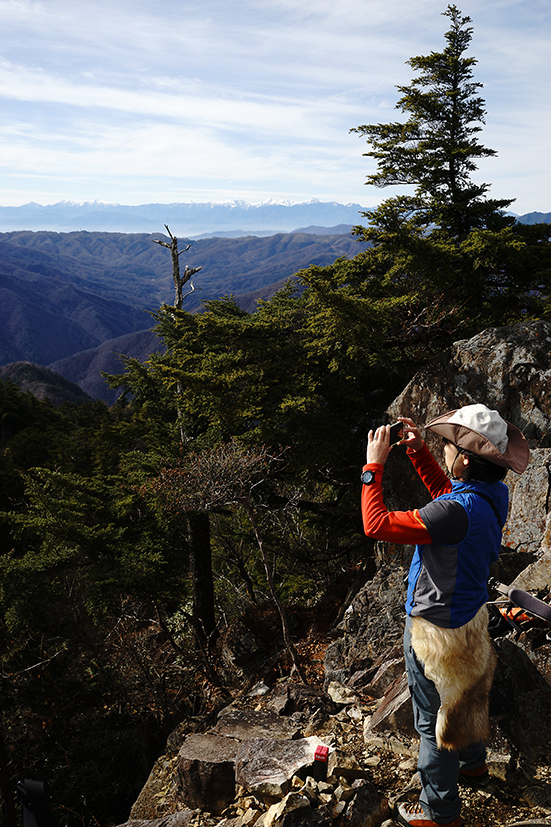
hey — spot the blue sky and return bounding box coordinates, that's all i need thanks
[1,0,549,214]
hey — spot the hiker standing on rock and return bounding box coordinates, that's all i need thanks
[361,404,530,827]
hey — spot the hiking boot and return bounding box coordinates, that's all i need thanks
[458,762,490,789]
[395,800,464,827]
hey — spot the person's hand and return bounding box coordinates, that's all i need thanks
[397,417,424,452]
[366,425,392,465]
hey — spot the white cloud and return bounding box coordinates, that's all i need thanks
[0,0,548,211]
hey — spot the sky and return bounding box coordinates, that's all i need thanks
[0,0,549,215]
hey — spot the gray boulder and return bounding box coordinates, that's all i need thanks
[505,449,551,554]
[364,673,415,743]
[116,817,195,827]
[387,320,551,447]
[210,709,300,741]
[177,734,239,814]
[491,637,551,761]
[236,736,328,799]
[511,550,551,593]
[262,683,337,719]
[324,565,407,688]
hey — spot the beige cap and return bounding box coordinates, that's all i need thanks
[425,403,530,474]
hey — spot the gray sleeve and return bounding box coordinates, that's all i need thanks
[418,499,469,545]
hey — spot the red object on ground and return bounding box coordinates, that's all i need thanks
[314,745,329,762]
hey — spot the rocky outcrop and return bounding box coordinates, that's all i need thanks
[504,449,551,554]
[387,320,551,447]
[124,681,393,827]
[383,321,551,557]
[121,589,551,827]
[324,566,408,691]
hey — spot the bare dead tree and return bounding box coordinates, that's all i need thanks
[153,225,203,444]
[153,225,202,310]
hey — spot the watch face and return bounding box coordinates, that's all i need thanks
[361,470,375,485]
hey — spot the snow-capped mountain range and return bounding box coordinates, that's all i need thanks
[0,199,372,236]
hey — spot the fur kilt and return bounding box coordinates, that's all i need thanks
[411,604,497,751]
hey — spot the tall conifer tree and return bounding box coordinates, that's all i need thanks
[302,3,551,364]
[352,4,513,237]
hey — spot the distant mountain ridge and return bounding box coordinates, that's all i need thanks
[0,198,547,236]
[0,228,361,402]
[1,209,548,404]
[515,212,551,225]
[0,199,371,235]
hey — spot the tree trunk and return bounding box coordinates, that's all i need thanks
[187,512,217,649]
[0,723,17,827]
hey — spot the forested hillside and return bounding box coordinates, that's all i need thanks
[0,7,550,827]
[0,230,360,400]
[0,228,361,314]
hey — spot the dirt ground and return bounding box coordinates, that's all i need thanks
[369,746,551,826]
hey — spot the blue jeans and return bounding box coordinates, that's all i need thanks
[403,615,486,823]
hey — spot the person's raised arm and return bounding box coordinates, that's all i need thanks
[362,424,433,544]
[397,417,451,499]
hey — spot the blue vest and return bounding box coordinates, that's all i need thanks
[406,479,509,628]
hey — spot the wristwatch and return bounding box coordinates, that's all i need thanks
[361,469,376,485]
